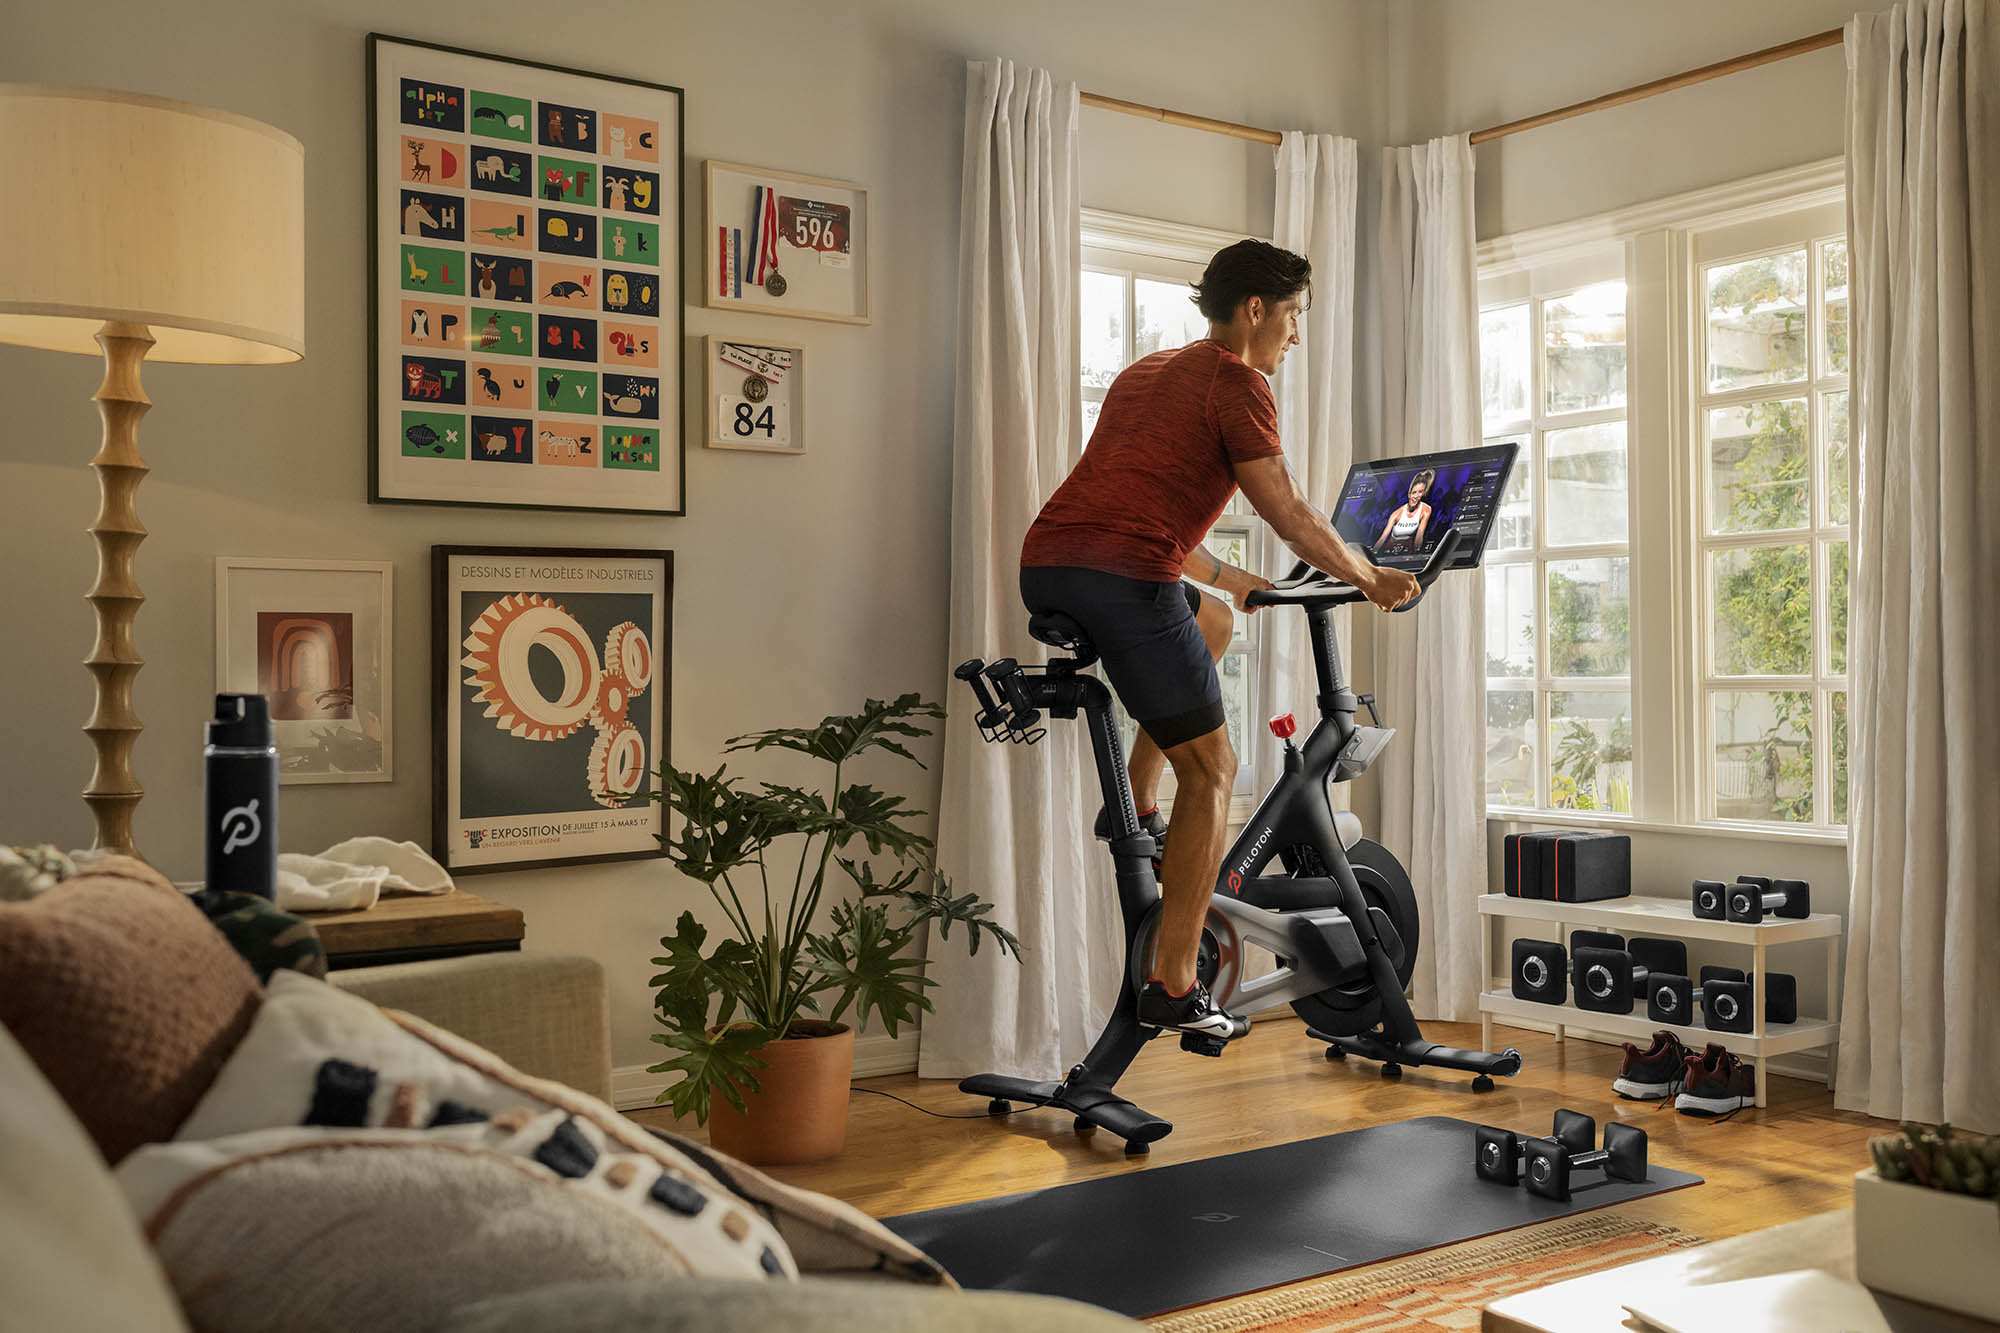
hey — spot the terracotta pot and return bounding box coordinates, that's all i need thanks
[705,1019,855,1165]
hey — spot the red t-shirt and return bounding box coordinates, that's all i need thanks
[1021,340,1284,582]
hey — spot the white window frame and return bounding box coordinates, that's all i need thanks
[1476,158,1849,847]
[1479,249,1635,817]
[1686,208,1850,832]
[1081,208,1267,810]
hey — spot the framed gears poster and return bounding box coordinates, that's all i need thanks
[368,34,685,515]
[703,160,870,324]
[704,336,804,453]
[432,545,671,874]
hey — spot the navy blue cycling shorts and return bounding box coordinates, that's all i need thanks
[1019,565,1224,750]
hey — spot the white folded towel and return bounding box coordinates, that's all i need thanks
[276,837,455,912]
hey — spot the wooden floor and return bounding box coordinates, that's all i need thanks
[625,1016,1885,1248]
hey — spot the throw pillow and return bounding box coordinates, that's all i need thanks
[119,1115,791,1332]
[0,855,261,1162]
[185,888,328,982]
[178,971,945,1285]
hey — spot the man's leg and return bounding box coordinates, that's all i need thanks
[1128,590,1233,814]
[1149,723,1236,993]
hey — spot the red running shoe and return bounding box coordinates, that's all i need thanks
[1613,1029,1692,1101]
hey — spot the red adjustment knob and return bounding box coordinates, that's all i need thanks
[1268,713,1297,741]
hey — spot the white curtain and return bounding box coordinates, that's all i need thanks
[1837,0,2000,1133]
[923,60,1116,1081]
[1261,133,1360,796]
[1372,135,1486,1024]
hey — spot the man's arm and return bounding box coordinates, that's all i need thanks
[1233,455,1420,610]
[1180,543,1274,612]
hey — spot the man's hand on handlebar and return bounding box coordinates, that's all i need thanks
[1227,571,1276,614]
[1363,565,1421,612]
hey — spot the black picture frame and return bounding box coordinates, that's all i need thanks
[369,33,687,515]
[432,544,672,874]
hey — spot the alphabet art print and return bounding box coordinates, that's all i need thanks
[370,35,685,514]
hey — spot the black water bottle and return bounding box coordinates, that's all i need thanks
[206,694,278,899]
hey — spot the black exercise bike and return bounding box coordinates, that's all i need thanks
[955,530,1521,1154]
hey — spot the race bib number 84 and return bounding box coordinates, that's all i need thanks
[718,394,788,446]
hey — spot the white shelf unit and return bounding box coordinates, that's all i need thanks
[1477,893,1843,1107]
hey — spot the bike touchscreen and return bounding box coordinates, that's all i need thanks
[1329,441,1519,572]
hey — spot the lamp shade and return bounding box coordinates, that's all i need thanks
[0,85,304,364]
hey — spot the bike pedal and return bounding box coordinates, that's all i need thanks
[1179,1033,1228,1058]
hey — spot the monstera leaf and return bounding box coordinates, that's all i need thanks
[804,900,932,1039]
[725,693,942,768]
[646,1021,773,1122]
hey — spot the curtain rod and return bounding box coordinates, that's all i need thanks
[1079,25,1845,150]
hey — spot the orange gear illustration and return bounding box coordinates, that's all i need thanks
[591,666,632,731]
[588,722,646,806]
[461,593,600,741]
[603,621,653,697]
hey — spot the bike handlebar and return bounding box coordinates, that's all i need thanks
[1244,528,1466,612]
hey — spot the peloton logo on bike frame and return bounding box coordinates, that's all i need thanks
[1229,826,1275,893]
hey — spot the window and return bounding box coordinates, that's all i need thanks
[1695,229,1849,826]
[1477,161,1850,838]
[1479,263,1635,814]
[1081,210,1264,798]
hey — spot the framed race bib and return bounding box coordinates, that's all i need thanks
[702,160,870,325]
[703,336,804,454]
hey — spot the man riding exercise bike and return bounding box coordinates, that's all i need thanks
[1020,239,1419,1043]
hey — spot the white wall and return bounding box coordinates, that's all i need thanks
[0,0,1389,1074]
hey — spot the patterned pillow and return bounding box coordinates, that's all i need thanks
[177,970,946,1285]
[119,1114,785,1333]
[0,856,261,1162]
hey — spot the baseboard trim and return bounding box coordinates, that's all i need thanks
[612,1027,920,1112]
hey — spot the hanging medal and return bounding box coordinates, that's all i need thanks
[747,185,785,296]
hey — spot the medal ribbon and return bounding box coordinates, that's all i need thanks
[747,186,780,287]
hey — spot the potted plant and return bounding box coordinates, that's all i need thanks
[644,693,1020,1165]
[1853,1122,2000,1321]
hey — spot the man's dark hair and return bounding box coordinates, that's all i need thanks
[1189,239,1312,322]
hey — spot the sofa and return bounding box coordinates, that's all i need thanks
[0,856,1142,1332]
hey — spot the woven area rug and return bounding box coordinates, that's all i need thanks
[1147,1213,1704,1332]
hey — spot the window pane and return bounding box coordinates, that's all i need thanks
[1706,250,1808,390]
[1711,544,1812,675]
[1486,689,1536,807]
[1830,690,1848,825]
[1081,396,1103,447]
[1823,238,1849,376]
[1828,541,1848,675]
[1547,558,1630,677]
[1543,282,1626,414]
[1549,691,1633,813]
[1481,303,1531,428]
[1712,689,1813,822]
[1545,421,1629,546]
[1218,650,1252,765]
[1489,434,1532,551]
[1484,562,1535,677]
[1709,398,1809,533]
[1135,277,1206,361]
[1824,389,1850,525]
[1081,269,1125,390]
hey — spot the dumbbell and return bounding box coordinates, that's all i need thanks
[1570,937,1688,1015]
[1692,876,1810,922]
[1510,938,1567,1004]
[1648,967,1798,1031]
[1524,1121,1649,1202]
[1474,1108,1596,1185]
[1474,1111,1649,1202]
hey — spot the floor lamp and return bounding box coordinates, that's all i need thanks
[0,86,305,858]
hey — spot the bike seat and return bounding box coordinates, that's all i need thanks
[1028,612,1092,653]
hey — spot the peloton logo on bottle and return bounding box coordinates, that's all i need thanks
[1229,827,1274,893]
[219,800,262,856]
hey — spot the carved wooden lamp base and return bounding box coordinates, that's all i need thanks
[84,321,154,858]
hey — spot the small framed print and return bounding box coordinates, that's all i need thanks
[704,336,804,453]
[215,557,394,785]
[367,34,686,515]
[433,545,671,875]
[703,160,869,325]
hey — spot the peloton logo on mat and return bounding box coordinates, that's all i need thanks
[1193,1212,1237,1223]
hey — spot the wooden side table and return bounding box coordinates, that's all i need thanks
[1482,1210,1998,1332]
[302,889,524,970]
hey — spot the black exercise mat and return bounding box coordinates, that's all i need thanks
[881,1114,1702,1318]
